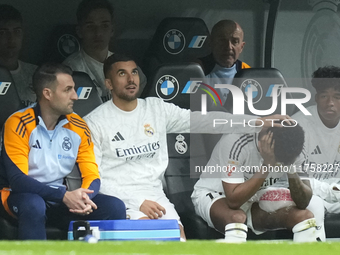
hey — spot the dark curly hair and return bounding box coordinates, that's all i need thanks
[312,66,340,93]
[267,124,304,165]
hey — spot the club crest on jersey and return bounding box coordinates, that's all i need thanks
[175,134,187,154]
[62,137,72,151]
[144,124,154,137]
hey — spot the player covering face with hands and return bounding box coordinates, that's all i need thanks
[192,124,325,242]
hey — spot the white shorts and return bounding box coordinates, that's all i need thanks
[126,195,182,226]
[191,189,261,235]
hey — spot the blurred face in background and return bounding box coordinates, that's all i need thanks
[315,87,340,128]
[0,19,23,61]
[77,8,113,52]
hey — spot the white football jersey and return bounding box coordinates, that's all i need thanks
[193,132,307,197]
[293,105,340,182]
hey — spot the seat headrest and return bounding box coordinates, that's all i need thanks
[43,24,80,63]
[72,71,103,117]
[143,17,210,75]
[142,62,205,109]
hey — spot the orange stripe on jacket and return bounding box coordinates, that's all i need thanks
[64,113,100,189]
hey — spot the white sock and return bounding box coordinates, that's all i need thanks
[292,218,317,242]
[224,223,248,243]
[306,195,326,241]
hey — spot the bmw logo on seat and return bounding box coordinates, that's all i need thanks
[163,29,186,55]
[240,79,263,104]
[156,75,179,101]
[57,34,80,58]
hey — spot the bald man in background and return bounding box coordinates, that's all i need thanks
[198,20,250,106]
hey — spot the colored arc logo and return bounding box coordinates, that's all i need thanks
[199,82,223,106]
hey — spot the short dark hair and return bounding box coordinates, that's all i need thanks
[76,0,114,23]
[103,54,135,78]
[268,124,304,165]
[33,63,73,100]
[0,4,22,24]
[312,66,340,93]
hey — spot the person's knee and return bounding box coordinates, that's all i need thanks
[110,197,126,219]
[292,209,314,225]
[16,194,46,219]
[97,195,126,219]
[230,210,246,224]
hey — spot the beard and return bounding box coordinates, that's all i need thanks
[113,84,139,102]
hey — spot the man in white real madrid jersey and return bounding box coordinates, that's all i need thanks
[293,66,340,213]
[84,54,291,240]
[191,125,325,242]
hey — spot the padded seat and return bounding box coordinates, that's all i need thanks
[141,62,205,110]
[43,24,80,63]
[143,17,210,76]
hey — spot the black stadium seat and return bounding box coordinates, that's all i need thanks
[43,24,80,63]
[141,62,205,110]
[143,17,210,77]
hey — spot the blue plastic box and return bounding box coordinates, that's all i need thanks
[68,219,180,241]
